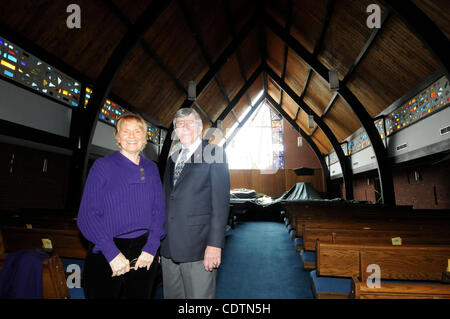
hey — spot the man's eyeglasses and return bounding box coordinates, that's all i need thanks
[175,120,197,128]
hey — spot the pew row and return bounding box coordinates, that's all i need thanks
[0,226,87,259]
[292,212,449,238]
[0,210,88,259]
[316,242,450,280]
[282,201,450,238]
[303,226,450,252]
[351,277,450,299]
[312,242,450,299]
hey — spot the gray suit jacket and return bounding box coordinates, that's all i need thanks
[160,140,230,263]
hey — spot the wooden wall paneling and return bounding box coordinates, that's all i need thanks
[229,168,325,197]
[229,169,252,190]
[282,120,323,169]
[284,168,325,193]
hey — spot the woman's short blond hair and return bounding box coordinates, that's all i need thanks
[114,112,148,151]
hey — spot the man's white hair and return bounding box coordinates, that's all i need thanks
[173,107,203,135]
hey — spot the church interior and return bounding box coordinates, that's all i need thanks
[0,0,449,301]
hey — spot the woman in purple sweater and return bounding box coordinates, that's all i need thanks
[77,113,166,299]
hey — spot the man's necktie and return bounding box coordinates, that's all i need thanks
[173,149,188,186]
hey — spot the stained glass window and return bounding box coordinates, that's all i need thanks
[99,99,124,126]
[0,36,80,107]
[270,110,284,169]
[84,87,92,108]
[385,76,449,136]
[147,122,160,145]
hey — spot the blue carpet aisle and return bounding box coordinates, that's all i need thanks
[61,221,313,299]
[216,221,313,299]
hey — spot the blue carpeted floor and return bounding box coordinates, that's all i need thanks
[62,221,313,299]
[216,221,313,299]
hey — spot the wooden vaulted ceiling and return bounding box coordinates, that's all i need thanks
[0,0,448,155]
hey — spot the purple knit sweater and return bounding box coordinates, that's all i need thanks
[77,151,166,262]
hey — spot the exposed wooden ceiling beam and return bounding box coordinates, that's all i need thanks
[177,0,231,116]
[103,0,187,95]
[222,0,254,107]
[266,64,353,200]
[279,0,294,108]
[342,9,391,86]
[77,0,170,193]
[309,92,338,136]
[214,64,263,125]
[265,12,395,205]
[158,12,259,174]
[294,0,335,121]
[224,93,265,144]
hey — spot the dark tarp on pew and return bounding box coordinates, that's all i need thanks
[275,182,322,202]
[230,183,325,221]
[230,182,323,207]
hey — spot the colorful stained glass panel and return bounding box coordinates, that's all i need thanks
[0,36,80,107]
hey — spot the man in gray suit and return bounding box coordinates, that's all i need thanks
[160,107,230,299]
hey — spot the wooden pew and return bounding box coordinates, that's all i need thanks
[359,245,450,282]
[282,200,449,237]
[314,242,450,299]
[294,211,449,237]
[1,227,87,259]
[0,211,88,259]
[281,201,415,223]
[316,242,361,278]
[303,226,450,251]
[0,252,70,299]
[352,277,450,299]
[317,242,450,280]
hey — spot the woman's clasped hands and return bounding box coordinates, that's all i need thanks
[109,251,154,277]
